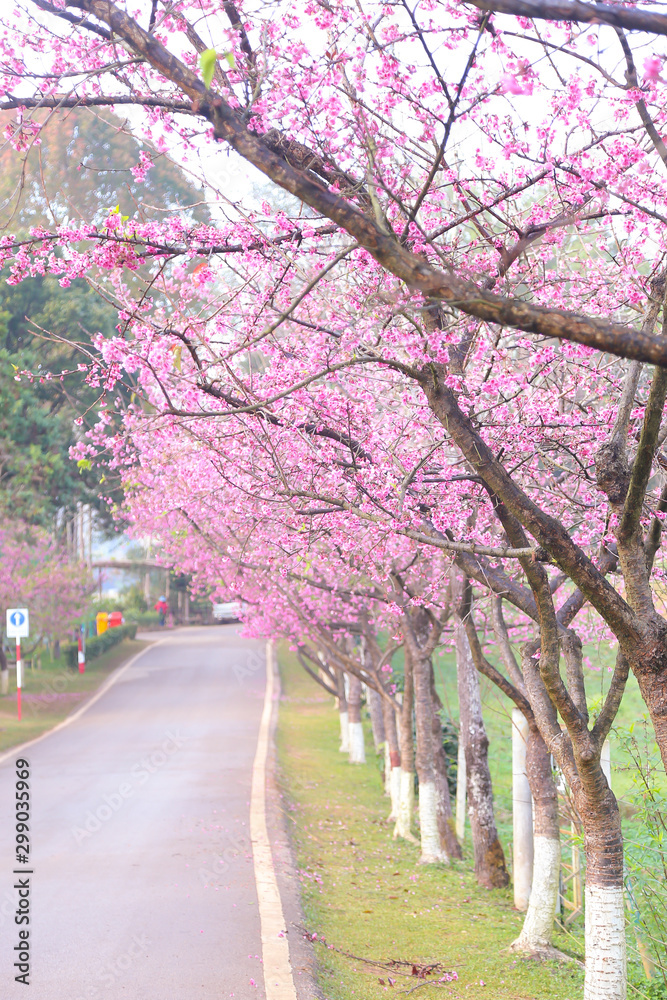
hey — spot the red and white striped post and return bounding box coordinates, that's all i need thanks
[7,609,29,721]
[78,630,85,674]
[16,636,22,721]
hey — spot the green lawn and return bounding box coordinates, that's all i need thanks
[0,638,149,753]
[276,645,588,1000]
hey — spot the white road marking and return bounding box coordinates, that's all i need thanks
[0,637,168,767]
[251,641,298,1000]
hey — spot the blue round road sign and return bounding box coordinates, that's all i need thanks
[10,611,25,627]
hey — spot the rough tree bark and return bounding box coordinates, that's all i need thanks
[430,670,463,861]
[367,684,386,751]
[455,623,509,888]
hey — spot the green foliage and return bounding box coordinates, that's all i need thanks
[125,611,161,627]
[0,108,211,532]
[199,48,235,89]
[0,213,133,530]
[62,623,137,669]
[615,720,667,989]
[111,581,148,614]
[200,48,218,89]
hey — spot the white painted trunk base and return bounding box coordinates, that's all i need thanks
[387,765,401,821]
[393,769,417,841]
[511,836,560,953]
[584,884,626,1000]
[511,709,533,911]
[348,720,366,764]
[339,710,350,753]
[418,781,448,863]
[384,742,391,796]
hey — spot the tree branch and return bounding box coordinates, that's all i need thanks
[490,596,527,693]
[417,363,640,643]
[468,0,667,38]
[39,0,667,367]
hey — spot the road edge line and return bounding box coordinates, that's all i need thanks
[251,640,298,1000]
[0,636,170,766]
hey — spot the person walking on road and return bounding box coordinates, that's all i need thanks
[154,596,168,626]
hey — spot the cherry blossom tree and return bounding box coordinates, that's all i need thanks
[0,520,92,688]
[8,2,667,996]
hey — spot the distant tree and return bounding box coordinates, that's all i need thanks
[0,108,211,532]
[0,520,92,657]
[0,108,209,232]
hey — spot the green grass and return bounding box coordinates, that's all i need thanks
[428,642,661,839]
[276,645,586,1000]
[0,638,148,752]
[406,640,666,979]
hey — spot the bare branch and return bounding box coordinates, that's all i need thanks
[468,0,667,38]
[490,596,526,693]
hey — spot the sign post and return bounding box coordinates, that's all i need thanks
[6,609,29,721]
[78,625,85,674]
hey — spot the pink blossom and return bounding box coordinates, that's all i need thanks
[643,55,663,82]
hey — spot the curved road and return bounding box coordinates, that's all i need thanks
[0,627,275,999]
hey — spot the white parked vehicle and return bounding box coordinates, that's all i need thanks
[212,602,242,622]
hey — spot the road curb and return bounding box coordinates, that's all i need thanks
[264,643,324,1000]
[251,642,298,999]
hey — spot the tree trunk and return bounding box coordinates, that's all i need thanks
[336,667,349,753]
[431,672,462,860]
[520,637,627,993]
[368,685,386,750]
[412,652,448,862]
[511,727,561,955]
[348,674,366,764]
[579,768,626,1000]
[394,649,417,842]
[456,626,509,888]
[456,736,466,844]
[382,695,401,821]
[511,709,534,912]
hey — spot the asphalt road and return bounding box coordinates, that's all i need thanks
[0,626,269,999]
